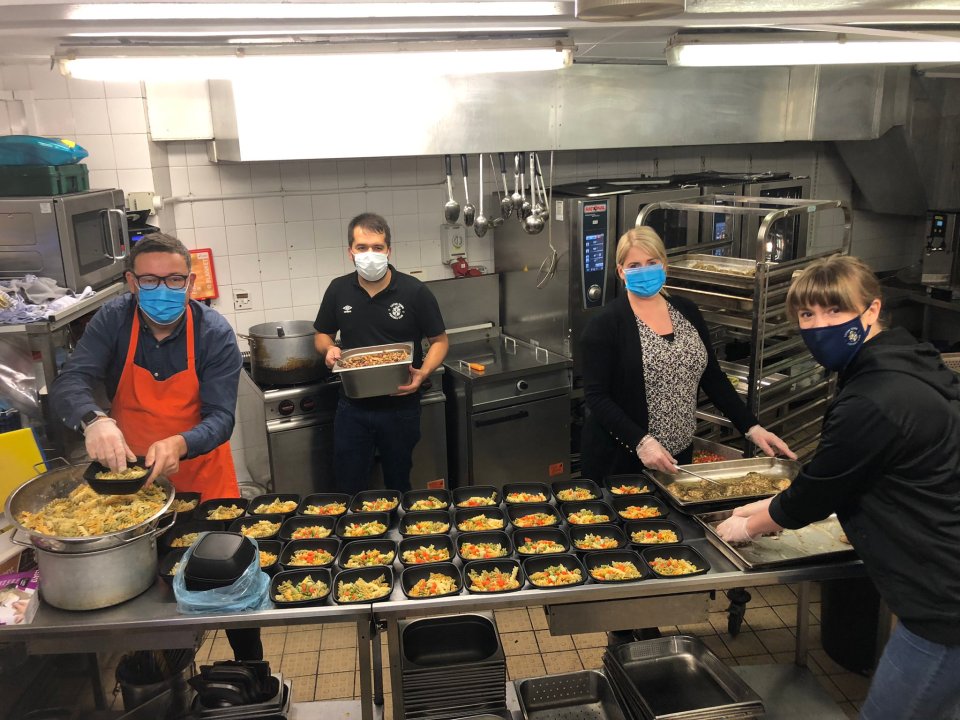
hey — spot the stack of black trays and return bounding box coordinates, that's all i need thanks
[398,612,508,720]
[602,636,764,720]
[186,670,292,720]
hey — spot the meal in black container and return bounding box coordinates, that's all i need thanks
[464,559,523,593]
[334,567,394,603]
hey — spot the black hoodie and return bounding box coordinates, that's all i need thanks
[770,327,960,644]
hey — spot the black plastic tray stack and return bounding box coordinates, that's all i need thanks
[186,672,292,720]
[602,636,764,720]
[398,612,507,720]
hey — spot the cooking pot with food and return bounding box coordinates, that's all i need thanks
[239,321,327,386]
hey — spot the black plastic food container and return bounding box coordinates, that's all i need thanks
[349,489,401,516]
[400,562,461,600]
[333,566,395,604]
[399,510,452,537]
[279,538,340,570]
[256,539,284,575]
[582,549,648,583]
[402,489,451,512]
[604,474,656,497]
[560,501,617,526]
[522,553,588,589]
[551,479,602,502]
[641,544,711,578]
[196,497,250,522]
[158,547,188,585]
[298,493,351,517]
[336,538,398,569]
[398,534,455,566]
[160,520,224,554]
[610,494,670,521]
[229,514,284,541]
[505,503,562,531]
[513,527,570,556]
[624,519,684,547]
[456,530,513,561]
[502,483,552,505]
[568,523,627,552]
[336,512,390,540]
[280,515,337,541]
[84,458,151,495]
[247,494,301,518]
[454,506,506,532]
[462,559,524,594]
[451,485,500,509]
[271,567,332,607]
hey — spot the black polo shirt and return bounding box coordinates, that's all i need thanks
[314,265,445,369]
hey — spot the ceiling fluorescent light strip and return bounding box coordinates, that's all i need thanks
[667,37,960,67]
[60,45,573,81]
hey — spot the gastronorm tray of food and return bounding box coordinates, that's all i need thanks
[645,457,800,511]
[332,341,414,399]
[663,284,756,312]
[716,360,790,399]
[669,253,767,290]
[696,510,856,570]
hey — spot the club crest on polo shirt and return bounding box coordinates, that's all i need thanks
[342,305,352,314]
[388,302,405,320]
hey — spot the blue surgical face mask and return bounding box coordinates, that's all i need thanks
[623,264,666,298]
[800,312,871,372]
[138,285,188,325]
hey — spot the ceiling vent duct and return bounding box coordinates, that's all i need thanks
[575,0,684,21]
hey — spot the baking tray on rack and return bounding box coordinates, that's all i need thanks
[669,254,765,291]
[663,285,755,312]
[718,360,790,398]
[696,510,856,570]
[645,457,800,512]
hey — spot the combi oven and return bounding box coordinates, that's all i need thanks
[0,189,129,291]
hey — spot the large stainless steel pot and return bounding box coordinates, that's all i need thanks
[15,516,174,610]
[5,459,175,553]
[239,320,326,386]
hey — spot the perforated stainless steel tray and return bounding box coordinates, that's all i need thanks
[516,670,627,720]
[697,511,856,570]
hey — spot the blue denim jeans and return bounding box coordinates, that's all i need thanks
[860,623,960,720]
[333,397,421,495]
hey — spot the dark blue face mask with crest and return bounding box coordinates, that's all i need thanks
[799,312,870,372]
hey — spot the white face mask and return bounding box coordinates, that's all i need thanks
[353,251,389,281]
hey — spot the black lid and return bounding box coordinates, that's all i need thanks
[185,532,256,582]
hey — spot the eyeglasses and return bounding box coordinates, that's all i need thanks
[132,273,189,290]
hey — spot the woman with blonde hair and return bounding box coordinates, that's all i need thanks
[718,254,960,720]
[579,227,794,482]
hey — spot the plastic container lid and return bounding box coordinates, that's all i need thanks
[185,532,256,582]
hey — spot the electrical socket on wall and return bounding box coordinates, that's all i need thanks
[233,289,251,311]
[441,224,467,265]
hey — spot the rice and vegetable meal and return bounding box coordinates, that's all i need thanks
[274,574,329,602]
[517,537,565,555]
[459,541,507,560]
[556,487,596,502]
[506,491,546,503]
[457,494,497,508]
[567,509,610,525]
[344,548,395,568]
[409,496,448,511]
[610,484,650,495]
[513,512,557,528]
[206,504,244,521]
[342,521,387,537]
[528,564,583,587]
[618,504,663,520]
[468,567,521,592]
[94,466,148,480]
[338,350,410,369]
[408,572,458,598]
[173,498,198,513]
[239,520,281,538]
[360,497,399,512]
[287,548,334,566]
[574,534,620,550]
[457,514,504,531]
[402,544,451,564]
[590,561,642,582]
[292,524,333,539]
[648,557,700,575]
[404,520,450,535]
[259,550,278,567]
[170,532,201,548]
[17,484,167,537]
[667,472,791,502]
[253,499,298,514]
[336,574,391,602]
[631,529,679,544]
[303,502,347,516]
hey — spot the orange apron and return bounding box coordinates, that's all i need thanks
[110,307,239,501]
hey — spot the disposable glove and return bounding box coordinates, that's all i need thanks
[84,417,135,472]
[746,425,798,459]
[636,435,677,473]
[716,514,759,544]
[732,497,774,518]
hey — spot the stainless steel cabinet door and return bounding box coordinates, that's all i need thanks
[267,421,336,496]
[470,394,570,489]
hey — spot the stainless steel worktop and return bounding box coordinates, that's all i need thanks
[444,334,572,382]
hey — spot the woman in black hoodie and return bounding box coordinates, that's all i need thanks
[718,255,960,720]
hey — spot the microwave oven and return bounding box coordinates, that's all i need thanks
[0,189,129,291]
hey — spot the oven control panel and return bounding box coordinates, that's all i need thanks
[581,200,609,310]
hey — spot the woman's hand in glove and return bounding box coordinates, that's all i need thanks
[84,417,136,472]
[746,425,798,460]
[717,515,759,543]
[636,436,677,473]
[733,497,773,518]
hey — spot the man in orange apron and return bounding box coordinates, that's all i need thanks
[51,233,260,660]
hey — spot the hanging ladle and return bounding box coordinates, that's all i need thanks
[488,154,505,228]
[498,152,512,219]
[460,154,475,227]
[474,153,489,237]
[511,153,523,219]
[443,154,460,224]
[523,153,543,234]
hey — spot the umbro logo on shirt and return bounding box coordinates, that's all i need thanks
[342,305,352,314]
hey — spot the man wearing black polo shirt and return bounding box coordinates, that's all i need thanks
[314,213,448,494]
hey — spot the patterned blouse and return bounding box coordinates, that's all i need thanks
[636,305,707,455]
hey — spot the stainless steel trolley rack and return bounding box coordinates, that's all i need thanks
[637,196,853,460]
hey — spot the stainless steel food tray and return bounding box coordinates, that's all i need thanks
[606,636,763,720]
[515,670,627,720]
[669,254,765,291]
[332,341,414,399]
[645,457,801,512]
[663,285,755,312]
[696,511,856,570]
[718,360,790,398]
[691,437,743,462]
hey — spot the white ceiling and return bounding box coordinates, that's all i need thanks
[0,0,959,64]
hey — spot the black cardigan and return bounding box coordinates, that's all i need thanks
[579,293,757,481]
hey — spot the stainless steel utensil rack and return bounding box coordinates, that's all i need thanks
[637,196,852,460]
